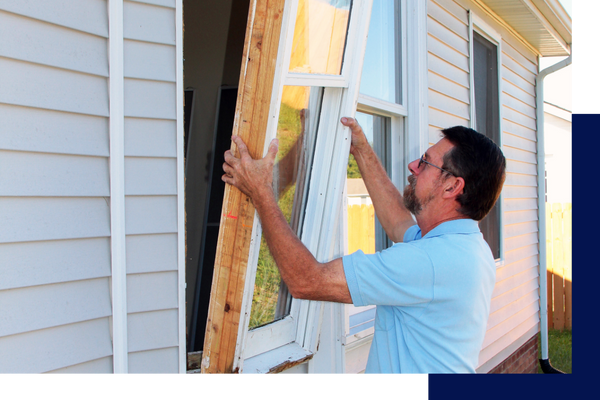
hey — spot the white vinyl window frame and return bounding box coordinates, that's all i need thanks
[469,11,505,266]
[343,0,408,346]
[232,0,375,373]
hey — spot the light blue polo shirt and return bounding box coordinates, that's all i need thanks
[342,219,496,373]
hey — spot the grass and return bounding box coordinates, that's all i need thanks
[538,329,572,373]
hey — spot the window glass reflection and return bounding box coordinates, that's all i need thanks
[289,0,352,75]
[249,86,322,329]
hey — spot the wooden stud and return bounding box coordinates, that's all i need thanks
[201,0,286,373]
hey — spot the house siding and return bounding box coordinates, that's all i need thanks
[0,0,182,373]
[427,0,541,371]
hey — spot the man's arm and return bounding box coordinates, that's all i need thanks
[222,135,352,304]
[341,117,415,243]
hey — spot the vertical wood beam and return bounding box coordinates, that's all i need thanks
[202,0,286,373]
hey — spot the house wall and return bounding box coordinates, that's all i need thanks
[426,0,541,372]
[0,0,182,373]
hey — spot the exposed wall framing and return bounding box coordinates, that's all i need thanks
[201,0,286,373]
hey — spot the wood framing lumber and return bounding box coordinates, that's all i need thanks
[201,0,286,373]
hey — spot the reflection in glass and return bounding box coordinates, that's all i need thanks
[359,0,401,103]
[249,86,322,330]
[289,0,352,75]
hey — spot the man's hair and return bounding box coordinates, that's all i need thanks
[440,126,506,221]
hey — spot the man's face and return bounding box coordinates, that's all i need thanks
[403,138,454,215]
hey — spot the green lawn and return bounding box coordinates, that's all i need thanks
[538,329,572,373]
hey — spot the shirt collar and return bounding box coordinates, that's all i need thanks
[422,218,480,238]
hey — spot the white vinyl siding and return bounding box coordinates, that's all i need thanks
[0,1,112,373]
[122,0,180,373]
[0,0,182,373]
[427,0,541,372]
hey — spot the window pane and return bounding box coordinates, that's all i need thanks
[288,0,352,75]
[346,112,391,256]
[359,0,400,103]
[249,86,322,330]
[473,31,501,259]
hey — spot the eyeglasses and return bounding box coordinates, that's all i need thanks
[418,154,456,176]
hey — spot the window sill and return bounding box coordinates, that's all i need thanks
[241,342,313,374]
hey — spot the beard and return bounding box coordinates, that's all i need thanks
[403,175,436,215]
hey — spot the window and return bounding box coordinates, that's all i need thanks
[344,0,407,344]
[470,15,503,261]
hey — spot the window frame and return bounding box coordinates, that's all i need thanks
[469,11,505,266]
[233,0,375,373]
[343,0,409,345]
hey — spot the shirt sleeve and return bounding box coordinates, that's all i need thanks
[342,242,435,307]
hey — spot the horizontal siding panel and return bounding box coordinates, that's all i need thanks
[427,17,468,57]
[127,309,179,353]
[125,157,177,195]
[504,173,537,188]
[0,278,111,337]
[0,0,109,38]
[0,317,112,373]
[125,117,177,157]
[490,278,538,319]
[0,104,109,156]
[0,237,111,291]
[503,198,537,212]
[503,132,536,153]
[128,347,179,373]
[503,146,536,164]
[504,232,538,252]
[124,79,176,120]
[428,36,469,72]
[429,72,470,104]
[127,271,178,313]
[428,89,469,119]
[0,10,108,77]
[479,317,539,368]
[125,195,178,235]
[428,108,469,132]
[502,93,536,120]
[504,245,539,268]
[129,0,176,7]
[504,209,538,225]
[501,40,538,76]
[123,0,176,45]
[428,53,470,88]
[502,68,535,97]
[503,119,536,142]
[502,106,536,131]
[503,185,538,199]
[0,197,110,243]
[506,159,537,176]
[126,233,178,274]
[48,355,113,373]
[495,255,538,283]
[501,52,536,85]
[428,0,468,40]
[502,80,536,109]
[487,288,538,330]
[0,150,109,197]
[430,0,467,24]
[124,40,176,82]
[0,57,109,117]
[504,220,538,238]
[345,338,372,374]
[482,300,539,348]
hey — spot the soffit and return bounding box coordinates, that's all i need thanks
[477,0,571,56]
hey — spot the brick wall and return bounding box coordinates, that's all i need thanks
[489,334,539,374]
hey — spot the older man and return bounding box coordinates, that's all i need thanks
[222,117,506,373]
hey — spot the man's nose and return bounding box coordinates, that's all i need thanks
[408,159,420,176]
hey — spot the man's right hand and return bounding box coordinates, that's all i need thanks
[341,117,370,156]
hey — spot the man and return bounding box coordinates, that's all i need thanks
[222,117,506,373]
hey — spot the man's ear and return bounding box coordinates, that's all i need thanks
[442,176,465,199]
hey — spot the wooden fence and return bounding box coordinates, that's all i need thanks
[546,203,572,330]
[347,204,375,254]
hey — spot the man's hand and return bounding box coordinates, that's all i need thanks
[222,135,279,199]
[341,117,370,156]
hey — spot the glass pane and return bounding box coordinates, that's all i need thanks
[249,86,322,330]
[359,0,400,103]
[288,0,352,75]
[346,112,390,255]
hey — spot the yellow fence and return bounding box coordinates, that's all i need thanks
[347,204,375,254]
[546,203,572,330]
